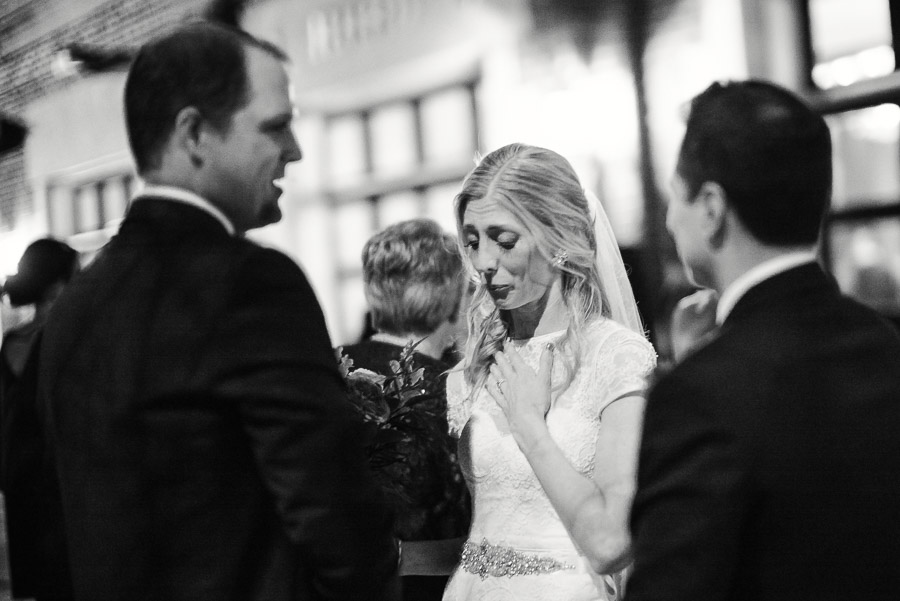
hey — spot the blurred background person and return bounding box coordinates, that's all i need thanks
[0,237,78,601]
[340,217,471,601]
[667,288,718,364]
[0,238,78,388]
[345,218,466,372]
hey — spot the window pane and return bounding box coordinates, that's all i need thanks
[809,0,894,89]
[828,218,900,315]
[370,102,418,178]
[48,186,75,237]
[327,115,367,185]
[76,185,101,233]
[377,190,421,228]
[424,182,461,233]
[827,105,900,208]
[597,159,644,247]
[338,275,368,346]
[335,199,373,270]
[421,86,475,166]
[103,176,129,226]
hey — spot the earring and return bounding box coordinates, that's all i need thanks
[552,249,568,268]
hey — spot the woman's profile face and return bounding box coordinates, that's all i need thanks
[461,195,557,311]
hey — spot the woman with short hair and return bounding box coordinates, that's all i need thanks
[340,217,471,601]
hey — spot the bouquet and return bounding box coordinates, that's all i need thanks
[337,341,444,476]
[337,341,471,540]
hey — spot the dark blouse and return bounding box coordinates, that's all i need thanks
[339,340,471,601]
[0,325,72,600]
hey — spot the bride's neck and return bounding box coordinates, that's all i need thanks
[504,283,568,340]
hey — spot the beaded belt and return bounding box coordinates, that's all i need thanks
[460,538,576,580]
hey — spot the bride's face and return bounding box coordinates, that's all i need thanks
[461,195,557,311]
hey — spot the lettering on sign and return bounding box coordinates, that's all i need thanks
[305,0,477,64]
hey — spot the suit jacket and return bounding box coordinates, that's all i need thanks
[627,263,900,601]
[1,331,73,600]
[39,198,400,601]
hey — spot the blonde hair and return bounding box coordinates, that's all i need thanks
[455,143,610,394]
[363,218,464,336]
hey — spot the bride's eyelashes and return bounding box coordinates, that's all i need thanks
[463,232,520,251]
[496,233,519,250]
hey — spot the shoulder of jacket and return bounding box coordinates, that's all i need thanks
[234,243,304,274]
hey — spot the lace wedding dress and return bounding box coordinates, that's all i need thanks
[443,318,656,601]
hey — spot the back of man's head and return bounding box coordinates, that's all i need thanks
[676,80,832,247]
[124,21,286,175]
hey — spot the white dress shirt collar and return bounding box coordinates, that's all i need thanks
[133,185,236,236]
[716,251,818,325]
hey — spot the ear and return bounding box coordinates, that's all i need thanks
[171,106,205,167]
[696,181,728,248]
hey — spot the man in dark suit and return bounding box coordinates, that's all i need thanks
[626,80,900,600]
[38,22,399,601]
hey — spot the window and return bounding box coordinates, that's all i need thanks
[47,173,134,237]
[825,217,900,315]
[45,172,135,265]
[827,104,900,208]
[323,81,479,344]
[805,0,900,318]
[808,0,894,89]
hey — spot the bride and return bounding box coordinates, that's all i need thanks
[441,143,656,600]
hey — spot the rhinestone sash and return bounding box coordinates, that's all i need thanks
[460,538,576,580]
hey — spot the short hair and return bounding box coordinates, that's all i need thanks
[124,21,288,174]
[676,79,833,246]
[362,218,464,336]
[2,238,78,307]
[454,143,607,390]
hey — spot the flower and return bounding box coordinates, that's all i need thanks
[337,341,443,472]
[337,340,471,541]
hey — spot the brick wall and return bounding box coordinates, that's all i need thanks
[0,0,209,231]
[0,149,26,229]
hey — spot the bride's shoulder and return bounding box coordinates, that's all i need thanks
[583,316,647,344]
[583,318,656,362]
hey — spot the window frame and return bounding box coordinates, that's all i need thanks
[803,0,900,317]
[322,79,480,343]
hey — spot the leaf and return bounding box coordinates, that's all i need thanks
[337,346,448,497]
[336,348,354,378]
[399,389,424,404]
[372,428,408,446]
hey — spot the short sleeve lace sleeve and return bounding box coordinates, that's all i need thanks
[446,368,471,438]
[587,325,657,417]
